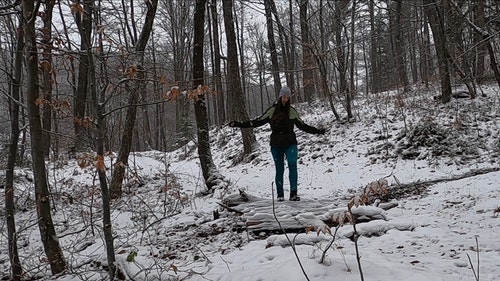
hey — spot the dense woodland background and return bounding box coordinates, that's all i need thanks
[1,0,500,280]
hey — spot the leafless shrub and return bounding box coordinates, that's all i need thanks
[395,117,478,160]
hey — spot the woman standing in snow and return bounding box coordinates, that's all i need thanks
[229,86,326,201]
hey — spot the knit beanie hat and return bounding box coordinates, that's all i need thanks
[279,86,291,98]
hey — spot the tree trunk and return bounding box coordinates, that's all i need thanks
[284,0,297,99]
[347,0,356,120]
[94,8,119,276]
[369,0,380,93]
[73,0,93,152]
[315,56,340,121]
[423,0,452,103]
[110,0,158,199]
[267,0,295,100]
[109,81,139,199]
[5,16,24,281]
[222,0,257,156]
[299,0,316,103]
[210,0,226,125]
[451,0,500,89]
[264,0,281,96]
[237,3,249,114]
[484,35,500,89]
[40,1,55,158]
[446,0,476,98]
[23,0,66,274]
[392,0,409,90]
[96,94,120,280]
[473,0,486,83]
[193,0,224,189]
[421,9,433,87]
[335,1,349,116]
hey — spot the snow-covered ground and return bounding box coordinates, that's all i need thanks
[1,85,499,280]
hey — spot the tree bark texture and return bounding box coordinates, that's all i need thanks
[222,0,257,156]
[264,0,281,97]
[334,1,349,115]
[193,0,221,189]
[40,1,54,157]
[299,0,316,103]
[423,0,452,103]
[23,0,66,274]
[369,0,380,93]
[96,99,120,280]
[5,17,24,281]
[73,0,93,152]
[110,0,158,199]
[210,0,226,126]
[473,0,486,82]
[392,0,409,90]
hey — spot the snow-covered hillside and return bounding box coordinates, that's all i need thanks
[1,84,499,281]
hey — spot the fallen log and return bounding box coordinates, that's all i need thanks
[221,191,390,235]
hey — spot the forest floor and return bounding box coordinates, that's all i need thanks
[1,83,500,280]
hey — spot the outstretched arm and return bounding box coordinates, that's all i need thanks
[293,118,326,134]
[290,108,326,134]
[229,106,274,128]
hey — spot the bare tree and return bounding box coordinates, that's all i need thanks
[299,0,317,103]
[90,3,122,279]
[40,0,55,157]
[369,0,380,93]
[334,1,350,115]
[347,0,357,120]
[276,0,296,97]
[420,3,433,87]
[110,0,158,199]
[473,0,486,83]
[73,0,94,152]
[423,0,452,103]
[450,0,500,90]
[22,0,66,273]
[264,0,281,95]
[192,0,226,190]
[5,10,23,280]
[209,0,226,126]
[222,0,257,157]
[390,0,409,91]
[159,0,193,137]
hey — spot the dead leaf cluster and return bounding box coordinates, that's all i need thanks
[35,98,72,117]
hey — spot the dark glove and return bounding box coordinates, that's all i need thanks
[317,128,326,135]
[228,121,240,127]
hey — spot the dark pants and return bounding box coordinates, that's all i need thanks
[271,145,298,198]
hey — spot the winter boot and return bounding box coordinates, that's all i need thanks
[289,192,300,201]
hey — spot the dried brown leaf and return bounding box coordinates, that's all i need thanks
[338,212,346,226]
[354,196,360,208]
[159,75,169,85]
[95,155,106,172]
[97,25,106,34]
[330,212,339,224]
[345,212,355,224]
[126,65,138,78]
[316,225,332,236]
[348,199,354,210]
[70,3,85,14]
[34,98,46,106]
[61,99,71,108]
[305,226,316,234]
[39,60,52,72]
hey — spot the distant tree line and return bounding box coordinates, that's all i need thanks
[1,0,499,279]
